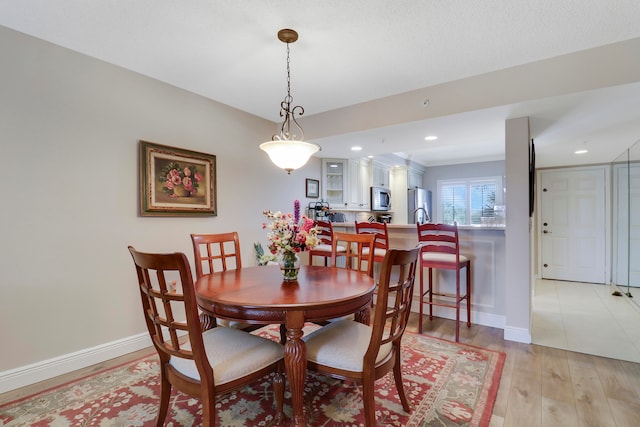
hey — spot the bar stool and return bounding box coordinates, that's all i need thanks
[416,222,471,341]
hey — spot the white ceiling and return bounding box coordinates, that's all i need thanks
[2,0,640,168]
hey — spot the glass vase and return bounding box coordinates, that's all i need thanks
[279,252,300,281]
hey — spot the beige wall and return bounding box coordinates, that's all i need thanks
[4,25,638,390]
[0,26,321,376]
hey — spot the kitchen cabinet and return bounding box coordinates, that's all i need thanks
[321,159,347,206]
[408,168,424,189]
[347,158,370,209]
[372,162,390,188]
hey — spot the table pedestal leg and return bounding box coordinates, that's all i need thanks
[198,312,217,331]
[284,310,306,426]
[354,303,371,325]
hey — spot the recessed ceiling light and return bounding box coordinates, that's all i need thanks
[351,146,362,151]
[574,150,588,154]
[424,136,438,141]
[367,155,374,159]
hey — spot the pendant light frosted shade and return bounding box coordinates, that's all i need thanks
[260,140,320,174]
[261,29,320,174]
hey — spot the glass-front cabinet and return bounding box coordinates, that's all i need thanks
[322,158,372,210]
[322,159,347,206]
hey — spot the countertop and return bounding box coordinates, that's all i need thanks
[330,222,506,231]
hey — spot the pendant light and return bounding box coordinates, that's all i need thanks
[260,29,320,174]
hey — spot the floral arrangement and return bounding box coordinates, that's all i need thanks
[254,242,278,266]
[262,200,319,258]
[160,162,202,197]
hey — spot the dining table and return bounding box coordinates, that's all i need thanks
[194,264,376,427]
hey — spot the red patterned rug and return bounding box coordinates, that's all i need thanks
[0,325,504,426]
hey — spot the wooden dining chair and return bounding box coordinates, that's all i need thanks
[190,232,251,330]
[191,232,241,277]
[303,247,421,426]
[308,220,346,266]
[127,246,285,427]
[416,222,471,341]
[311,232,376,326]
[331,231,376,277]
[355,221,389,264]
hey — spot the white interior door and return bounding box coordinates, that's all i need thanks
[539,167,607,283]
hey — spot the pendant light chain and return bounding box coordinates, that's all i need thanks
[259,28,319,174]
[286,41,292,105]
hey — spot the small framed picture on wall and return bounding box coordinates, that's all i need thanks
[305,178,319,198]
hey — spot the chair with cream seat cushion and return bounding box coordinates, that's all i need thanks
[191,231,242,276]
[303,247,420,426]
[191,232,253,330]
[128,246,285,427]
[416,222,471,342]
[355,221,389,265]
[308,220,346,266]
[331,231,376,277]
[313,232,375,325]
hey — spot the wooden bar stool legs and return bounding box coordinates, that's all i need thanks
[417,222,471,342]
[419,260,471,341]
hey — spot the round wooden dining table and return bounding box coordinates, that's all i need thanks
[195,264,376,427]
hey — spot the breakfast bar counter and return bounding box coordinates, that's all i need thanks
[328,222,507,330]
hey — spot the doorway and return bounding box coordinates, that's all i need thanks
[538,166,608,283]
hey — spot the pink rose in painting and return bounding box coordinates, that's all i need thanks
[182,177,193,191]
[159,164,200,197]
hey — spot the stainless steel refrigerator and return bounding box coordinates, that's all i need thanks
[408,188,432,224]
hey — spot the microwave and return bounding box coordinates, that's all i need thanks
[371,186,391,211]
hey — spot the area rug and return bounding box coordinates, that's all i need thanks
[0,325,505,426]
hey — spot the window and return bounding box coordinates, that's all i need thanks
[437,176,504,225]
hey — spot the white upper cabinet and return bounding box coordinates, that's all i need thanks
[322,159,347,207]
[372,162,390,188]
[408,168,424,189]
[347,158,371,209]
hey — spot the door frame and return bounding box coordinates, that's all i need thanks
[535,165,611,284]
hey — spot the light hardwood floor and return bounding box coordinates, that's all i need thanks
[2,314,640,427]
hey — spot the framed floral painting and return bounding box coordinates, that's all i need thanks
[139,140,217,216]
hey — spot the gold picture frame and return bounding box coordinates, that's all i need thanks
[139,140,217,216]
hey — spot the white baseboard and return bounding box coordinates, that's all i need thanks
[0,333,152,394]
[409,300,505,330]
[503,326,532,343]
[0,306,519,395]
